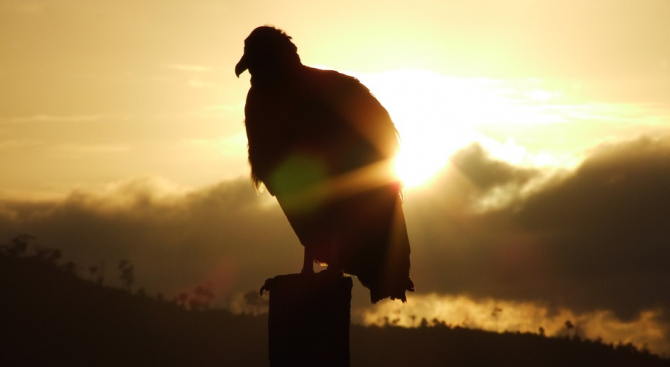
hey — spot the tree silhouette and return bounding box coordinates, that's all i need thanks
[190,283,215,310]
[89,265,99,283]
[565,320,575,338]
[173,283,216,310]
[118,259,135,290]
[243,290,269,315]
[0,234,34,257]
[33,246,61,263]
[60,261,77,274]
[175,292,189,308]
[492,306,503,332]
[88,261,105,283]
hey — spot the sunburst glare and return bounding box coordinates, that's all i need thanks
[352,69,563,188]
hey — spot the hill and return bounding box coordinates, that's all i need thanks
[1,242,669,367]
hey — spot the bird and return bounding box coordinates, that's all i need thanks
[236,26,414,303]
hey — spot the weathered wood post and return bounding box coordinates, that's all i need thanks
[263,273,353,367]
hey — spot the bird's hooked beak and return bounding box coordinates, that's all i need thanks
[235,54,248,78]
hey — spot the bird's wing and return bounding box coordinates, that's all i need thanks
[301,68,400,184]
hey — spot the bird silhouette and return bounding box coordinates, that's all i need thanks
[236,26,413,303]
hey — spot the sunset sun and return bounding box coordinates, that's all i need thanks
[355,69,533,188]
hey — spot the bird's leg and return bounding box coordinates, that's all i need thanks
[324,240,343,276]
[301,246,315,275]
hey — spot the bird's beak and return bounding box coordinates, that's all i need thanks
[235,54,248,78]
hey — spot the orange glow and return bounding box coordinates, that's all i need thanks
[357,294,670,355]
[3,2,670,355]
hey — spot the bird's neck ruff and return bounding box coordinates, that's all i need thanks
[249,63,302,86]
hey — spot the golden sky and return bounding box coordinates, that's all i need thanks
[2,0,670,355]
[2,0,669,196]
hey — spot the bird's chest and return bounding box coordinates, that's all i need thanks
[246,88,338,155]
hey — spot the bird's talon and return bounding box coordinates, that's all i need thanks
[260,278,273,296]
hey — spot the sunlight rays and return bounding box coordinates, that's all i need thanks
[352,69,567,188]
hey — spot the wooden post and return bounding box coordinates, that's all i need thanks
[263,273,352,367]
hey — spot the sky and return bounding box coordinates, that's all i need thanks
[2,0,670,355]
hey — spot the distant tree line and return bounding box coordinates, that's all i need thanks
[0,235,222,311]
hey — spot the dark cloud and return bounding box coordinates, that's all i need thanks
[451,143,537,190]
[2,136,669,322]
[0,177,303,299]
[410,136,670,322]
[513,136,670,319]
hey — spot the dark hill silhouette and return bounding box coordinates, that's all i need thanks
[0,243,267,367]
[1,241,669,367]
[351,324,668,367]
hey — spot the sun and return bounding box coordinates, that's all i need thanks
[393,144,450,188]
[393,150,437,188]
[354,69,474,188]
[391,128,467,188]
[352,68,555,188]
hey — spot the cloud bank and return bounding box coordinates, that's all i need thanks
[2,135,670,352]
[402,136,670,315]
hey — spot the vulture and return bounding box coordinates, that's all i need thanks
[236,26,414,303]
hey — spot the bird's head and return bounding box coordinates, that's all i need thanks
[235,26,301,81]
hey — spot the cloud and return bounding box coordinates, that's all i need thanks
[0,176,301,298]
[509,136,670,318]
[56,144,130,154]
[409,135,670,321]
[164,64,213,73]
[451,143,537,191]
[2,134,670,352]
[187,78,219,89]
[361,294,670,355]
[0,139,44,150]
[3,115,104,124]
